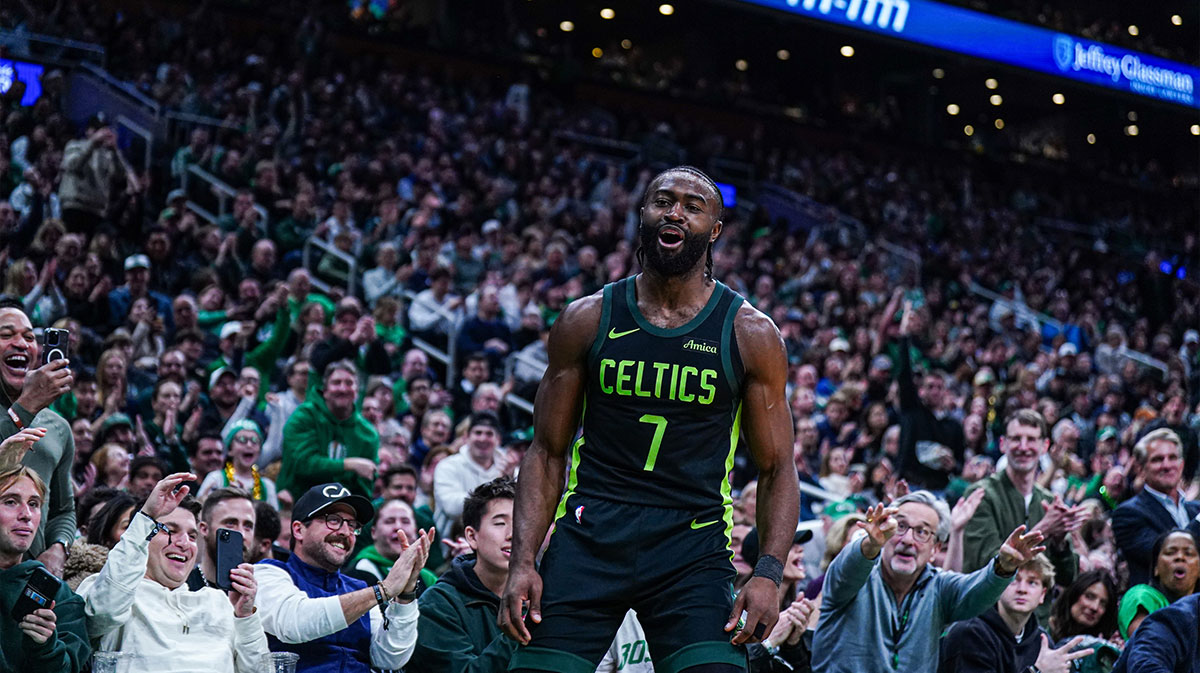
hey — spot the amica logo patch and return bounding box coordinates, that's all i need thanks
[682,339,718,354]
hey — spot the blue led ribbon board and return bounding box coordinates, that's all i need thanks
[738,0,1199,109]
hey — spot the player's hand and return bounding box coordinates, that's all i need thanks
[18,603,57,644]
[725,576,779,645]
[499,563,543,645]
[1034,634,1093,673]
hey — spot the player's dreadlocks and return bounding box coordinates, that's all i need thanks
[636,166,724,279]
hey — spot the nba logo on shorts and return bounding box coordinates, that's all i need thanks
[575,505,585,524]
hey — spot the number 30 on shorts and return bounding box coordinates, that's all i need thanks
[638,414,667,471]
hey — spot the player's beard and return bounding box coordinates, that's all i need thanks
[638,221,710,277]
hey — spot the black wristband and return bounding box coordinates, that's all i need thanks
[753,554,785,587]
[395,590,418,601]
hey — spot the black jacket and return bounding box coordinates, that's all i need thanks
[939,606,1045,673]
[896,337,965,490]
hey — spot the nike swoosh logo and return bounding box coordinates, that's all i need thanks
[690,519,719,530]
[608,327,640,340]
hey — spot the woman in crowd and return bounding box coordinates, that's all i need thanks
[89,442,131,490]
[144,378,188,473]
[95,348,130,414]
[1118,530,1200,640]
[65,492,137,590]
[1049,569,1121,644]
[197,419,279,508]
[819,447,851,498]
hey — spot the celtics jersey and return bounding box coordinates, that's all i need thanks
[570,276,746,510]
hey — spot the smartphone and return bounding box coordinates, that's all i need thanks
[41,328,69,367]
[12,567,59,621]
[214,529,244,592]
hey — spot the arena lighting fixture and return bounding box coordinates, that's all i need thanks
[989,94,1002,105]
[559,20,574,32]
[1171,15,1183,26]
[1052,93,1065,105]
[946,103,960,115]
[1128,25,1139,36]
[621,39,632,49]
[994,118,1004,129]
[963,124,974,136]
[777,49,790,60]
[1192,124,1200,135]
[840,45,855,57]
[658,4,674,16]
[932,68,945,79]
[985,78,998,89]
[592,47,603,58]
[1127,111,1138,121]
[735,59,749,71]
[1125,124,1139,136]
[600,8,615,19]
[1087,133,1097,144]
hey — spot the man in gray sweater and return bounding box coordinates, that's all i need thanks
[812,491,1046,673]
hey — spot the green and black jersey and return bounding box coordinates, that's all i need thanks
[565,276,746,511]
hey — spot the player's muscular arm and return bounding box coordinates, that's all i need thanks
[725,305,801,645]
[499,293,601,645]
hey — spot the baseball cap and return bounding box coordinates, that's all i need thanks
[166,189,187,203]
[1057,343,1078,358]
[829,337,850,353]
[1185,330,1199,345]
[505,427,534,447]
[124,254,151,271]
[218,322,241,340]
[99,413,133,437]
[481,219,501,235]
[208,366,236,390]
[822,499,860,520]
[740,527,814,568]
[292,483,375,527]
[1097,426,1118,443]
[870,355,893,371]
[365,376,394,397]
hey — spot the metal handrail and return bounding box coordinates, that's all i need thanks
[115,114,153,175]
[403,289,461,386]
[0,29,106,65]
[78,62,160,116]
[303,236,359,298]
[182,164,268,230]
[874,238,923,286]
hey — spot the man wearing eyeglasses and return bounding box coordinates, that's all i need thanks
[811,491,1047,673]
[254,482,432,673]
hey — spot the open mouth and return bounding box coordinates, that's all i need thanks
[501,546,511,558]
[3,353,29,377]
[164,552,189,567]
[327,538,350,552]
[1172,567,1190,580]
[657,225,685,250]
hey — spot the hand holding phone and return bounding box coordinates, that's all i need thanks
[215,529,244,592]
[12,567,60,622]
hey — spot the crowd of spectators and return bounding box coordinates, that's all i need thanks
[0,0,1198,672]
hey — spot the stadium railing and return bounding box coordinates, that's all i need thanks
[180,164,269,232]
[0,29,106,67]
[303,236,359,298]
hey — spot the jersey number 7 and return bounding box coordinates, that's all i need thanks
[639,414,667,471]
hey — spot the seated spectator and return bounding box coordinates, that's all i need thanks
[1046,570,1119,644]
[127,455,166,499]
[188,431,227,484]
[64,491,135,591]
[260,359,310,469]
[77,472,269,672]
[186,487,257,592]
[451,353,493,422]
[0,465,89,672]
[433,412,516,536]
[408,476,519,672]
[1118,530,1200,640]
[349,498,436,591]
[939,554,1094,673]
[89,443,130,490]
[308,302,391,386]
[810,493,1045,673]
[1112,429,1200,586]
[249,501,282,564]
[255,482,430,673]
[456,285,512,374]
[197,420,279,509]
[407,266,463,351]
[277,360,380,501]
[1111,594,1200,673]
